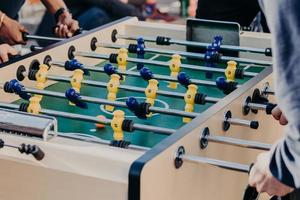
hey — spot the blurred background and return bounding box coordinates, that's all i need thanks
[19,0,197,34]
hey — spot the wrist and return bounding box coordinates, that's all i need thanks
[0,13,5,30]
[1,14,11,28]
[54,8,70,23]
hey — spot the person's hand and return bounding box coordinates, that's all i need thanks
[0,44,18,63]
[249,152,294,197]
[54,10,79,38]
[0,15,27,45]
[272,106,288,125]
[188,0,197,17]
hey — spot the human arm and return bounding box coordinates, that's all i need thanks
[189,0,197,17]
[0,11,27,45]
[40,0,79,38]
[249,0,300,195]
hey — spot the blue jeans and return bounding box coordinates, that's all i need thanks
[76,7,112,30]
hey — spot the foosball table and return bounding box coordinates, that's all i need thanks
[0,17,284,200]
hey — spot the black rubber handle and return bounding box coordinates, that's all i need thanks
[8,54,21,61]
[30,45,38,51]
[73,28,83,36]
[52,25,59,34]
[243,164,258,200]
[18,144,45,161]
[250,121,259,129]
[31,145,45,161]
[22,32,29,42]
[265,48,272,57]
[243,185,259,200]
[0,139,4,149]
[266,103,277,115]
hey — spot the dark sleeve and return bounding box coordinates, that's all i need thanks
[196,0,260,26]
[65,0,143,19]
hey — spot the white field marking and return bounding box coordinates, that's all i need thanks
[243,64,255,71]
[127,54,161,71]
[69,132,104,140]
[99,96,169,118]
[240,63,265,68]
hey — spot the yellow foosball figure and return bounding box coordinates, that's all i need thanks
[183,84,198,123]
[71,69,84,92]
[145,79,159,117]
[27,96,42,115]
[111,110,125,141]
[35,64,49,101]
[225,61,237,82]
[117,48,128,81]
[36,64,49,90]
[168,54,181,89]
[105,74,121,111]
[69,69,84,106]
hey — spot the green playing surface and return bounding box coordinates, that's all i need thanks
[15,53,264,148]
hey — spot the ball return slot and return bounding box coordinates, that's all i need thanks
[0,108,57,141]
[0,109,49,160]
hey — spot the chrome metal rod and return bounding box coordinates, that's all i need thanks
[247,103,267,111]
[117,34,270,55]
[74,51,257,77]
[222,55,272,66]
[3,144,19,149]
[181,154,250,173]
[0,103,150,151]
[1,84,199,118]
[227,118,254,128]
[51,60,220,88]
[263,89,275,95]
[205,135,271,151]
[30,45,43,51]
[56,132,149,151]
[0,102,176,136]
[22,71,220,104]
[26,35,64,42]
[97,42,272,66]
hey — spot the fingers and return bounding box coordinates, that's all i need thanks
[256,176,294,197]
[69,20,79,37]
[279,113,288,125]
[16,22,27,45]
[0,44,19,63]
[272,106,288,125]
[62,25,69,38]
[249,153,269,187]
[272,106,282,120]
[0,52,9,63]
[55,14,80,38]
[6,45,18,55]
[58,24,63,37]
[248,152,294,197]
[1,17,27,45]
[19,24,27,33]
[55,24,71,38]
